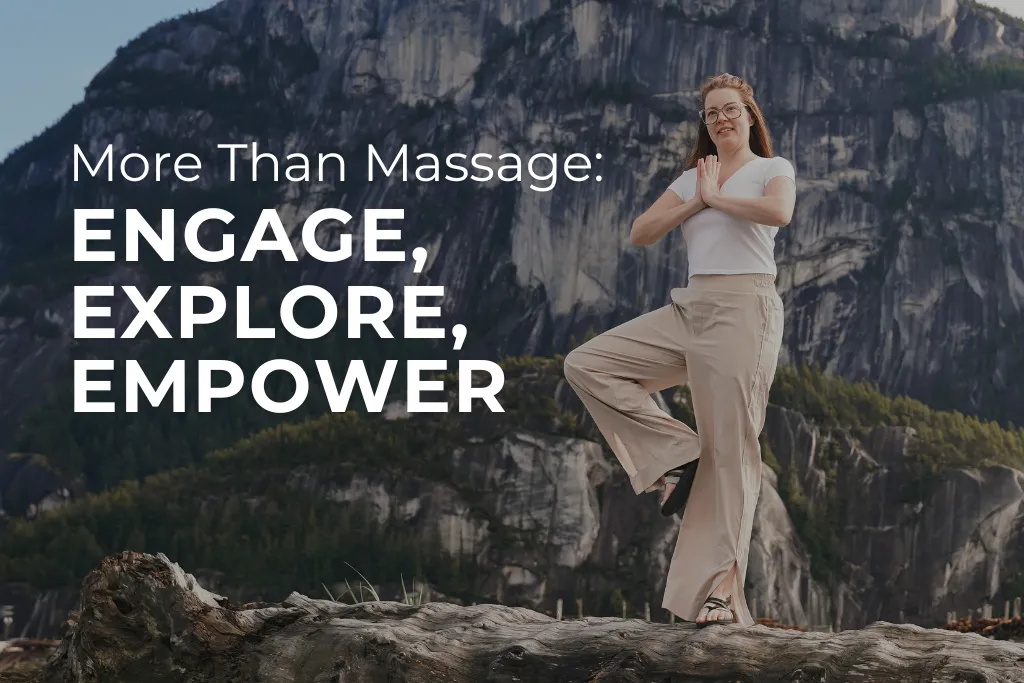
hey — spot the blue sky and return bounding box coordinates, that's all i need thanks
[0,0,219,160]
[1,0,1023,161]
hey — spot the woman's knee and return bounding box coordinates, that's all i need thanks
[563,347,584,381]
[563,342,599,384]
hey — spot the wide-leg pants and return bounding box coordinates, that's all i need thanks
[563,273,784,626]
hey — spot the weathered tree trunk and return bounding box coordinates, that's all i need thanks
[18,552,1024,683]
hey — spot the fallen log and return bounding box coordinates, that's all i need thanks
[15,551,1024,683]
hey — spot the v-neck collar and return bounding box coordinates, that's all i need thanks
[718,156,759,187]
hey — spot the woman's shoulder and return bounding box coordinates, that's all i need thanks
[758,155,796,182]
[672,165,698,181]
[667,166,698,199]
[757,154,794,167]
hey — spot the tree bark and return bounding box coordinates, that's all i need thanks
[17,552,1024,683]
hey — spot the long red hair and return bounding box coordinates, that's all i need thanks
[684,73,774,170]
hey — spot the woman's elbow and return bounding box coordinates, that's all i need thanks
[629,219,649,246]
[773,211,792,227]
[772,204,795,227]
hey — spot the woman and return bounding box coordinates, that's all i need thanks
[563,73,796,627]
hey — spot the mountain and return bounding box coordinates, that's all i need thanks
[1,0,1024,461]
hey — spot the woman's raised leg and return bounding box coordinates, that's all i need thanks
[563,304,701,496]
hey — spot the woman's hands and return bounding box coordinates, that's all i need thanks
[630,152,795,246]
[697,155,721,208]
[698,154,796,227]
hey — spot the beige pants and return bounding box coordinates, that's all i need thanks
[563,273,784,626]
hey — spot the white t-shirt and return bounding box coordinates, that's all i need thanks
[667,155,795,277]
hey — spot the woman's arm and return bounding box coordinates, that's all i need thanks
[697,157,797,227]
[630,189,705,246]
[705,176,796,226]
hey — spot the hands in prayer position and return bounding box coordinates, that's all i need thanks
[696,155,722,209]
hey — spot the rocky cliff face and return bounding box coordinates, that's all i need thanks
[762,402,1024,629]
[2,0,1024,443]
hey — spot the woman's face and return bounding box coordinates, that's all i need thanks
[702,88,751,149]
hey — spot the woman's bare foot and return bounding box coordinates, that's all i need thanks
[660,480,676,506]
[644,476,676,505]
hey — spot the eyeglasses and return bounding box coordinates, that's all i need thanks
[700,102,746,125]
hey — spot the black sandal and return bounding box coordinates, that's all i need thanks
[660,459,698,517]
[697,595,735,627]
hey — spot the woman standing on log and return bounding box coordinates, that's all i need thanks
[563,73,796,627]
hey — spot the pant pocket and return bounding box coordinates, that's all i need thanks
[686,301,717,338]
